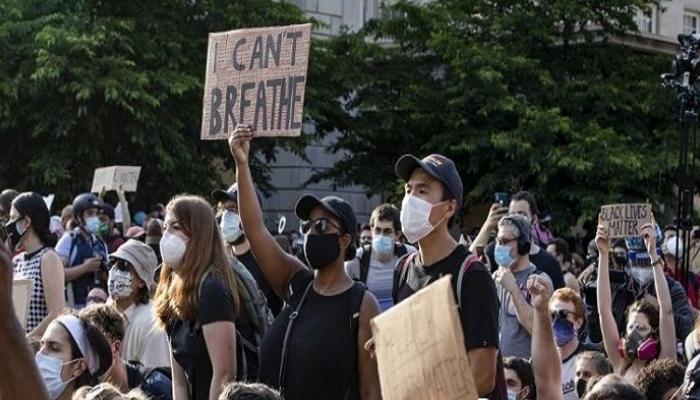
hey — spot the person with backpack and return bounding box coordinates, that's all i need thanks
[389,153,505,399]
[56,193,110,308]
[107,239,170,368]
[79,304,172,400]
[345,203,416,311]
[153,195,240,400]
[493,213,553,359]
[229,124,382,400]
[213,183,282,317]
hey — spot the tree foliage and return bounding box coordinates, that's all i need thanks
[312,0,678,230]
[0,0,338,209]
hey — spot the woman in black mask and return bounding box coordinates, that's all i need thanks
[8,192,65,339]
[228,125,381,400]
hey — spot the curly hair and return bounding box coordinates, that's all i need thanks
[634,359,684,400]
[628,297,660,333]
[219,382,282,400]
[79,304,126,343]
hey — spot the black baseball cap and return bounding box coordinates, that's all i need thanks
[395,154,463,209]
[212,183,238,203]
[295,194,358,239]
[212,183,262,207]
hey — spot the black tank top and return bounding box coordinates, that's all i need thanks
[259,270,365,400]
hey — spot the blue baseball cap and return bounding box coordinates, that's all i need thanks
[395,154,463,209]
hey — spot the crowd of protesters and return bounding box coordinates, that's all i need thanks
[3,124,700,399]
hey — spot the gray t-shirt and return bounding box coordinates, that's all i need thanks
[345,244,416,311]
[496,264,550,358]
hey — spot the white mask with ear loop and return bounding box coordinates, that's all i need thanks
[35,352,82,400]
[400,195,448,243]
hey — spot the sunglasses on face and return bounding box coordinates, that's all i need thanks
[300,218,342,235]
[496,237,518,246]
[109,258,132,272]
[550,309,575,321]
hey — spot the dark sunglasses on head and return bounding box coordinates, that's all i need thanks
[300,218,342,235]
[550,309,575,320]
[109,258,132,272]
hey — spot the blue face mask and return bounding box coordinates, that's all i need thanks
[553,317,576,347]
[495,244,515,268]
[372,234,393,255]
[507,390,518,400]
[84,216,101,234]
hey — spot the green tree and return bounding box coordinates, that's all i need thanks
[311,0,678,231]
[0,0,336,210]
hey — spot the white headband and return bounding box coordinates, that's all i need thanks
[56,315,99,375]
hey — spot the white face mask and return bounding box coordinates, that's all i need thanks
[35,352,80,399]
[220,210,242,243]
[628,266,654,286]
[160,231,187,270]
[107,268,133,300]
[400,195,446,244]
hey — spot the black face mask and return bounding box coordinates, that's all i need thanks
[6,217,28,250]
[613,254,627,268]
[304,233,341,270]
[576,378,588,398]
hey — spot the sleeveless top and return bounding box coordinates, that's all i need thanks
[13,247,52,332]
[259,270,366,400]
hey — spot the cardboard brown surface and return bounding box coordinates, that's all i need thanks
[12,279,33,330]
[91,166,141,193]
[201,23,312,139]
[371,276,478,400]
[599,203,652,238]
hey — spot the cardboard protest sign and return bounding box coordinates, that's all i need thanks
[599,203,652,238]
[371,276,478,400]
[201,23,312,139]
[12,279,34,330]
[91,166,141,193]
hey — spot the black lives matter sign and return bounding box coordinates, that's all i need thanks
[201,24,312,139]
[599,203,652,238]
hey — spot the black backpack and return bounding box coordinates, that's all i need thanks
[358,243,408,283]
[126,360,173,400]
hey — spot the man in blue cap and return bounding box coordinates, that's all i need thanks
[392,153,506,399]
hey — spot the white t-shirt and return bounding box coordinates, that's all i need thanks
[121,302,171,368]
[561,347,581,400]
[345,244,416,311]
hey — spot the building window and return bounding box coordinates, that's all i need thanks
[636,7,656,34]
[684,11,700,35]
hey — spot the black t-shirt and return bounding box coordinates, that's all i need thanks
[392,244,506,400]
[238,250,283,317]
[486,242,565,290]
[167,273,236,400]
[259,269,364,400]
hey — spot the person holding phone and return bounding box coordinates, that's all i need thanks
[471,191,565,290]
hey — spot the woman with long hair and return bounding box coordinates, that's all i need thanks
[228,125,381,400]
[36,311,113,400]
[8,192,65,338]
[154,195,240,400]
[596,218,676,384]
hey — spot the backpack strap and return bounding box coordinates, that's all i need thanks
[359,245,372,283]
[345,282,367,400]
[349,282,367,339]
[278,280,313,387]
[397,252,418,288]
[394,244,408,258]
[456,254,481,309]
